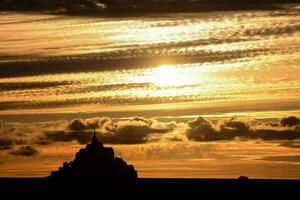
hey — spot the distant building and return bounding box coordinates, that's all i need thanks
[49,129,137,181]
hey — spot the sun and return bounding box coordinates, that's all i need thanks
[149,65,194,87]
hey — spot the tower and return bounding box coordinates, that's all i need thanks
[91,127,103,148]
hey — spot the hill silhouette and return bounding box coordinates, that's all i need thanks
[49,130,137,181]
[1,133,299,197]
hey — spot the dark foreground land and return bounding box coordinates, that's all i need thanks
[0,178,299,197]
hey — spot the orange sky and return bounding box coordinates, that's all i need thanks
[0,9,300,178]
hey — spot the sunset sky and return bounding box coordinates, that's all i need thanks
[0,1,300,179]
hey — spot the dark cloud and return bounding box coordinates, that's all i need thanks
[253,129,300,141]
[43,117,114,144]
[186,117,219,141]
[14,139,28,145]
[186,116,300,142]
[0,0,297,15]
[220,120,250,135]
[45,126,169,145]
[0,134,27,150]
[68,117,111,131]
[44,131,69,142]
[278,141,300,149]
[0,137,13,150]
[69,119,89,131]
[0,81,70,92]
[0,92,230,111]
[258,155,300,163]
[280,116,300,127]
[102,125,169,144]
[3,116,300,147]
[44,117,170,144]
[101,117,170,144]
[9,146,39,157]
[186,117,251,141]
[34,136,53,145]
[45,131,88,144]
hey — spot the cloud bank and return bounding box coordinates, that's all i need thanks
[44,116,171,145]
[186,116,300,142]
[0,115,300,157]
[9,146,39,157]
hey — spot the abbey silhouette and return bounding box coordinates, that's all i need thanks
[49,129,138,181]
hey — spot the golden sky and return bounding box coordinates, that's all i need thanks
[0,8,300,178]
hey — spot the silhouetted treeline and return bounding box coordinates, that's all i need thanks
[0,0,299,14]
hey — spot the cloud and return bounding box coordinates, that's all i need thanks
[102,124,168,144]
[2,116,300,148]
[258,155,300,163]
[186,117,252,141]
[280,116,300,127]
[0,137,13,150]
[278,141,300,149]
[186,116,300,142]
[253,129,300,141]
[34,136,53,145]
[45,131,90,145]
[44,126,167,145]
[101,117,170,144]
[186,117,219,141]
[45,131,74,142]
[44,117,171,144]
[0,81,69,92]
[9,146,39,157]
[68,119,89,131]
[68,117,112,131]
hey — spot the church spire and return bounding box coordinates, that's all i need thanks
[91,126,103,148]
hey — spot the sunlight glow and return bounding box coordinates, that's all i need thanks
[148,65,195,87]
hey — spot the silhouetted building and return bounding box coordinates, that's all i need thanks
[49,130,137,181]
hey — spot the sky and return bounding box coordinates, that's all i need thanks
[0,4,300,178]
[1,115,300,178]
